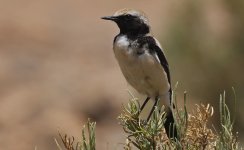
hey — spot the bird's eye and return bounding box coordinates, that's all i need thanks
[125,14,132,17]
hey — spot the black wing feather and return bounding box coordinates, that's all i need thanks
[137,36,172,102]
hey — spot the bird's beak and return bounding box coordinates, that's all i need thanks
[101,16,118,21]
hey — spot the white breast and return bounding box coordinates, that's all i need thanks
[114,35,130,51]
[113,35,170,102]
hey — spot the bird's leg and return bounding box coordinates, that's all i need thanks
[146,96,159,122]
[140,97,150,112]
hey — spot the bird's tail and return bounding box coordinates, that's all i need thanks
[158,94,178,140]
[164,107,178,140]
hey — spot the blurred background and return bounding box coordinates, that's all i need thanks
[0,0,243,149]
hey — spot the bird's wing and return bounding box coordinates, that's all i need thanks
[137,36,172,101]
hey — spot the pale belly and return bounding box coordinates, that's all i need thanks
[113,36,170,97]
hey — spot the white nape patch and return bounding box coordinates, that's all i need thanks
[129,10,149,25]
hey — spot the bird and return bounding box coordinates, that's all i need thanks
[102,8,178,140]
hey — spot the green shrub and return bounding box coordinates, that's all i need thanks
[57,90,241,150]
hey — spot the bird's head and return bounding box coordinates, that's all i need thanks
[102,9,150,36]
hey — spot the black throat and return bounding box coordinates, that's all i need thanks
[119,24,150,38]
[115,17,150,38]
